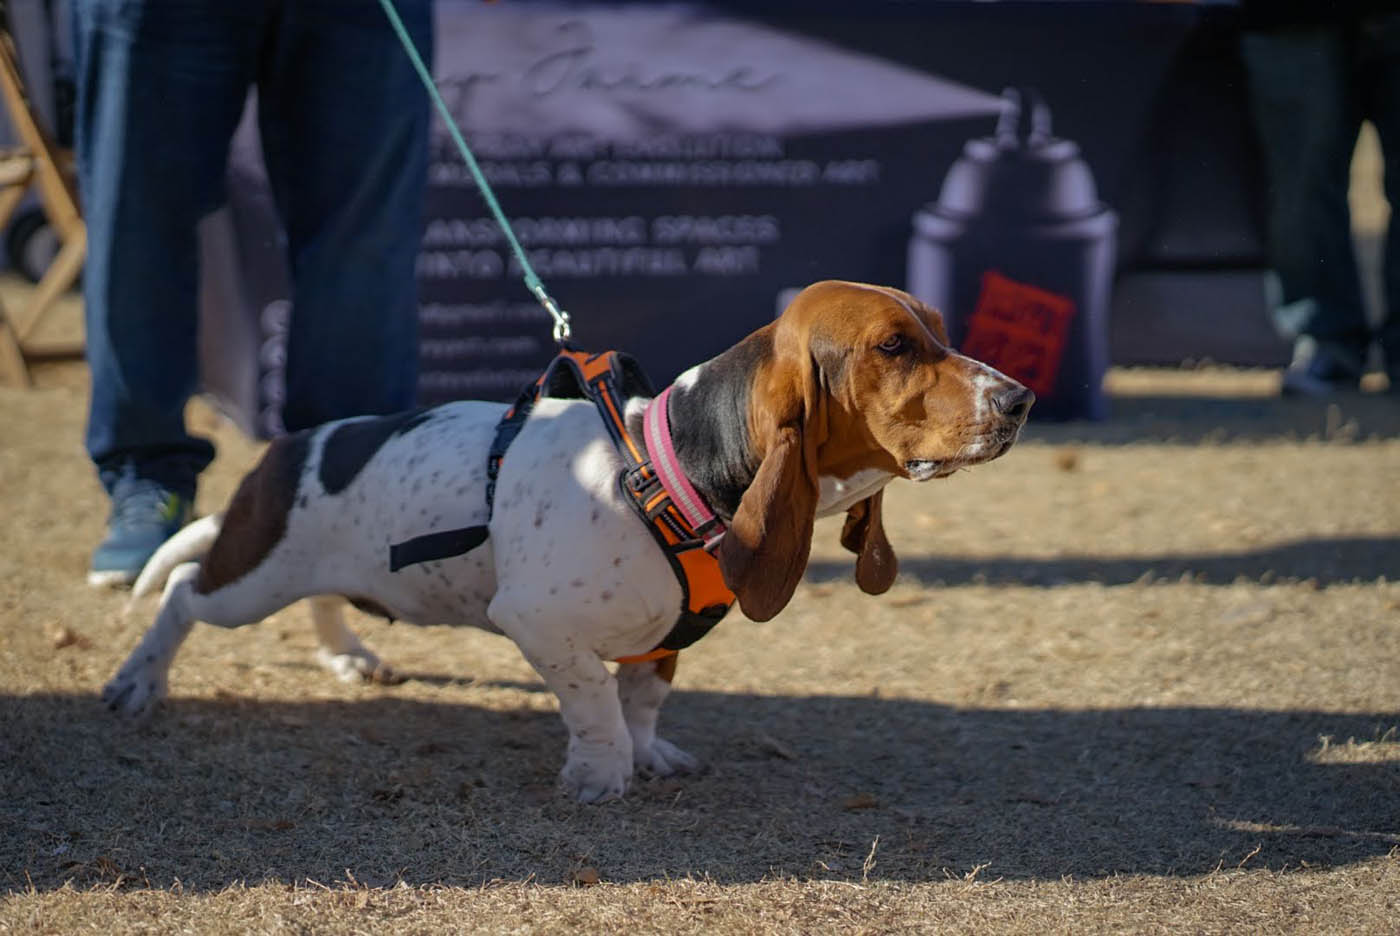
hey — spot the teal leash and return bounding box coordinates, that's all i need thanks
[378,0,573,345]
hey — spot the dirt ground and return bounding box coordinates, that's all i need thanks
[2,322,1399,932]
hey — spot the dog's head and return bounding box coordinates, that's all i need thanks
[717,280,1032,621]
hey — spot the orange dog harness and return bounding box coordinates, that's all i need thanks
[486,350,735,663]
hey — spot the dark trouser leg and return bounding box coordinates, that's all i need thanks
[257,0,432,431]
[1358,14,1400,374]
[74,0,267,495]
[1243,27,1370,362]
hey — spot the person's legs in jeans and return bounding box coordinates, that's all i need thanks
[1243,26,1370,389]
[74,0,267,582]
[257,0,432,430]
[1358,13,1400,385]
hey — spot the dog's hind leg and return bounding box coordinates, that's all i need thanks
[308,596,397,684]
[617,654,701,778]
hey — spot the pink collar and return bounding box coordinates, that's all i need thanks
[642,385,726,548]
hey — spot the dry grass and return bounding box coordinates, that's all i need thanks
[2,350,1398,933]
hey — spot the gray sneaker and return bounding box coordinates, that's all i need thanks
[1280,336,1363,398]
[88,478,193,588]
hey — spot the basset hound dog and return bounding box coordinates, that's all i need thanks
[103,280,1032,803]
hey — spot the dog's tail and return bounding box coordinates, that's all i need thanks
[129,513,224,602]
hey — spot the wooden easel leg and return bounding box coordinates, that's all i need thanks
[0,304,31,388]
[0,177,28,230]
[13,224,85,346]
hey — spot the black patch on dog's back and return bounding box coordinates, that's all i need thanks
[320,409,434,494]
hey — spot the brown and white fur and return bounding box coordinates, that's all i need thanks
[105,281,1033,802]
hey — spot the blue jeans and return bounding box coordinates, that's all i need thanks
[1243,16,1400,370]
[73,0,432,496]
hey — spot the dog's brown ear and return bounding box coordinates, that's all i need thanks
[840,490,897,595]
[717,423,819,622]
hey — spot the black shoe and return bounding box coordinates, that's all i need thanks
[1280,337,1363,397]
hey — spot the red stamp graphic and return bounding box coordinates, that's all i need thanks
[961,271,1076,398]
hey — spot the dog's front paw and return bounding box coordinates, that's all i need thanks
[101,665,167,718]
[315,646,399,684]
[560,745,632,804]
[635,737,702,779]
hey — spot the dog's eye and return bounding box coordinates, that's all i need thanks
[876,334,908,355]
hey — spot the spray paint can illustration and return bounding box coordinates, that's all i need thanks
[908,88,1116,420]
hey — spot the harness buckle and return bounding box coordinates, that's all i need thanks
[624,465,657,494]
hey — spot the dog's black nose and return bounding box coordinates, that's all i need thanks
[994,386,1035,421]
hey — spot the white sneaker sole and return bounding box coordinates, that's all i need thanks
[87,569,137,589]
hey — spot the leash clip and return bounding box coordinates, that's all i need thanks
[551,308,573,345]
[527,280,572,345]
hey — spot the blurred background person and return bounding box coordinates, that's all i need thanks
[1242,0,1400,396]
[74,0,433,586]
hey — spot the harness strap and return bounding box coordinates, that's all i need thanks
[390,348,735,663]
[557,356,735,656]
[387,354,587,574]
[509,351,735,660]
[389,526,488,572]
[485,372,550,521]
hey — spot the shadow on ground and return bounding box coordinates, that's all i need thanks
[1025,393,1400,445]
[3,690,1396,892]
[806,535,1400,588]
